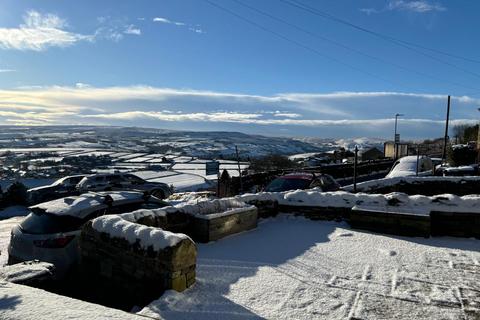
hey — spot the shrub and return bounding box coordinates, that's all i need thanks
[3,181,28,206]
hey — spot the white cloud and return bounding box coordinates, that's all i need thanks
[0,10,94,51]
[75,82,91,89]
[124,24,141,35]
[0,69,15,73]
[0,85,478,138]
[388,1,446,12]
[153,17,172,24]
[361,1,446,15]
[153,16,204,34]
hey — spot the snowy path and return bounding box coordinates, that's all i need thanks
[140,215,480,320]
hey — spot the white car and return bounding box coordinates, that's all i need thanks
[386,156,433,178]
[8,191,167,277]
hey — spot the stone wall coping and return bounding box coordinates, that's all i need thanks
[91,215,191,251]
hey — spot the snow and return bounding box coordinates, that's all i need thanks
[138,215,479,319]
[167,192,217,206]
[344,176,480,192]
[174,198,252,217]
[91,215,190,251]
[147,172,214,192]
[30,191,144,219]
[237,189,480,214]
[0,281,147,319]
[385,156,433,178]
[0,261,54,283]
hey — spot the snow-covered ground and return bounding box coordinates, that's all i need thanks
[0,281,147,320]
[0,213,478,318]
[139,215,479,319]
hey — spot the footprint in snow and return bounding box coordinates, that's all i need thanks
[337,232,354,237]
[379,249,397,256]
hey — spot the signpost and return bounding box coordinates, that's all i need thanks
[206,161,220,176]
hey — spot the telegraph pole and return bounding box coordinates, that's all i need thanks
[442,95,451,163]
[235,145,243,194]
[353,146,358,192]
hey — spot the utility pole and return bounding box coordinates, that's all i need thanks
[416,144,420,176]
[235,145,243,194]
[353,146,358,192]
[442,95,451,163]
[477,108,480,163]
[394,113,404,160]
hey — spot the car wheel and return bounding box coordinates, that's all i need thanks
[151,189,165,199]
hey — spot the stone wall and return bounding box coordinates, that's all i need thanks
[172,199,259,243]
[346,176,480,196]
[350,207,431,237]
[188,207,258,242]
[80,218,196,306]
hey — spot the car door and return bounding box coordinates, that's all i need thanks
[106,174,125,190]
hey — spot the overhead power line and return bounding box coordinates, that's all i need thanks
[232,0,480,92]
[203,0,414,90]
[280,0,480,80]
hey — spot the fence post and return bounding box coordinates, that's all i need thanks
[416,145,420,176]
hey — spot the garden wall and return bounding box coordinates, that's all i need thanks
[80,216,196,306]
[344,176,480,196]
[236,190,480,238]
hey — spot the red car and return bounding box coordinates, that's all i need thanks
[264,172,340,192]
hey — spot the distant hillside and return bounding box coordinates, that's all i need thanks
[0,125,325,158]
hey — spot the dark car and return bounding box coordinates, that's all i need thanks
[264,172,340,193]
[27,175,86,204]
[76,173,173,199]
[8,191,169,277]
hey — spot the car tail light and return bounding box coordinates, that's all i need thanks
[33,235,75,248]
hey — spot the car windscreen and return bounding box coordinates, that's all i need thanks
[265,178,311,192]
[20,211,84,235]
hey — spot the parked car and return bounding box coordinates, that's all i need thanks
[386,156,433,178]
[264,172,340,193]
[442,165,478,176]
[76,173,173,199]
[8,191,168,277]
[27,175,86,204]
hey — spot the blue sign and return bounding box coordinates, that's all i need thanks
[206,161,220,175]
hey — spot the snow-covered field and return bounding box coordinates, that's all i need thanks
[139,215,480,319]
[0,212,478,319]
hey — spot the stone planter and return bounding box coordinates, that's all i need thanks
[176,199,258,243]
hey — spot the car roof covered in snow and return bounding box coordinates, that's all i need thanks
[29,191,146,219]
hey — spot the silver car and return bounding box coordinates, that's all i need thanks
[8,191,167,277]
[77,173,173,199]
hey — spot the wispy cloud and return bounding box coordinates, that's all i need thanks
[388,1,446,12]
[0,69,15,73]
[361,1,446,15]
[0,85,477,138]
[124,24,141,35]
[0,10,94,51]
[153,16,205,34]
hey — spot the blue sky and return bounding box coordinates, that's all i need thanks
[0,0,479,138]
